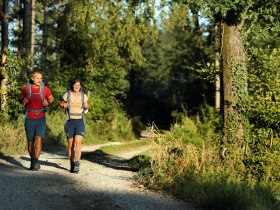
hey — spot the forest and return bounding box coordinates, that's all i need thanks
[0,0,279,209]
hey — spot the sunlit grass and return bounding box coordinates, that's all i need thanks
[0,123,27,155]
[137,119,280,210]
[98,140,151,155]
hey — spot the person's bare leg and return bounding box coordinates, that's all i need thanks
[68,138,75,172]
[28,141,35,170]
[28,141,34,157]
[72,135,83,173]
[74,135,83,161]
[67,138,74,161]
[32,136,42,170]
[34,136,42,158]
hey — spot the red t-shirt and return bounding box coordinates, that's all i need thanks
[20,85,52,119]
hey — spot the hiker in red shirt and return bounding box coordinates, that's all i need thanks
[19,71,54,170]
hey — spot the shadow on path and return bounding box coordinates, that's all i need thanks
[0,163,193,210]
[0,155,25,169]
[83,150,137,172]
[20,156,68,171]
[0,154,68,171]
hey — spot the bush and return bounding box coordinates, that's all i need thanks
[137,113,279,210]
[0,122,27,155]
[44,111,67,150]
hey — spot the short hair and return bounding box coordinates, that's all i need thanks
[70,78,82,91]
[32,70,43,77]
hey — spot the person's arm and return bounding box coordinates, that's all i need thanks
[19,87,28,105]
[42,95,54,107]
[83,101,89,110]
[83,94,89,110]
[60,99,68,109]
[43,86,54,107]
[59,92,68,109]
[48,94,54,104]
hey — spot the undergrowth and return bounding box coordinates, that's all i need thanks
[135,109,279,210]
[0,122,27,155]
[1,108,138,154]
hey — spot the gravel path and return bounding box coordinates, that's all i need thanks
[0,143,196,210]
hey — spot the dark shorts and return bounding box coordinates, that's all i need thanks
[25,116,46,141]
[64,119,85,139]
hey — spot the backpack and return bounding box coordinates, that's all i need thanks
[64,89,85,119]
[63,85,89,119]
[27,81,45,102]
[23,81,47,123]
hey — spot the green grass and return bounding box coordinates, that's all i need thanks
[44,110,139,151]
[0,122,27,155]
[98,140,151,155]
[136,116,280,210]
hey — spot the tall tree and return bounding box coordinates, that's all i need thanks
[127,1,213,126]
[214,25,221,113]
[175,0,279,160]
[30,0,36,68]
[55,0,157,122]
[1,0,9,110]
[22,0,31,59]
[1,0,9,51]
[41,1,49,71]
[21,0,36,74]
[9,0,23,52]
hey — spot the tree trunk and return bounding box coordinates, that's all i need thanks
[22,0,36,75]
[17,0,24,52]
[41,3,49,71]
[215,24,221,113]
[190,8,200,36]
[30,0,36,68]
[1,0,8,111]
[1,0,9,51]
[22,0,31,59]
[221,22,246,159]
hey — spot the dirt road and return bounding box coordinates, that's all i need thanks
[0,144,196,210]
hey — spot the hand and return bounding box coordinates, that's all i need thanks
[83,105,89,110]
[60,100,68,109]
[42,99,49,107]
[23,97,29,105]
[83,102,89,110]
[63,102,68,109]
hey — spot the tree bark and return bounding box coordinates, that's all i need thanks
[221,21,246,156]
[22,0,31,59]
[215,24,221,113]
[16,0,24,52]
[22,0,36,74]
[1,0,9,51]
[41,3,49,71]
[1,0,8,111]
[30,0,36,68]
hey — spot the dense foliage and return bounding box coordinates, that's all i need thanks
[0,0,279,209]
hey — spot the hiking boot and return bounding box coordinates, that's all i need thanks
[29,158,35,170]
[70,161,75,173]
[72,162,80,174]
[33,159,40,171]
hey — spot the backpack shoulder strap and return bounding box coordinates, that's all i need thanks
[67,90,71,105]
[27,83,31,100]
[81,91,84,109]
[40,82,45,101]
[27,82,45,101]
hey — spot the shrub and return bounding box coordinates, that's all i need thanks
[138,114,279,210]
[0,123,27,155]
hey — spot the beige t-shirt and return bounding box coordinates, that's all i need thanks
[63,91,88,119]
